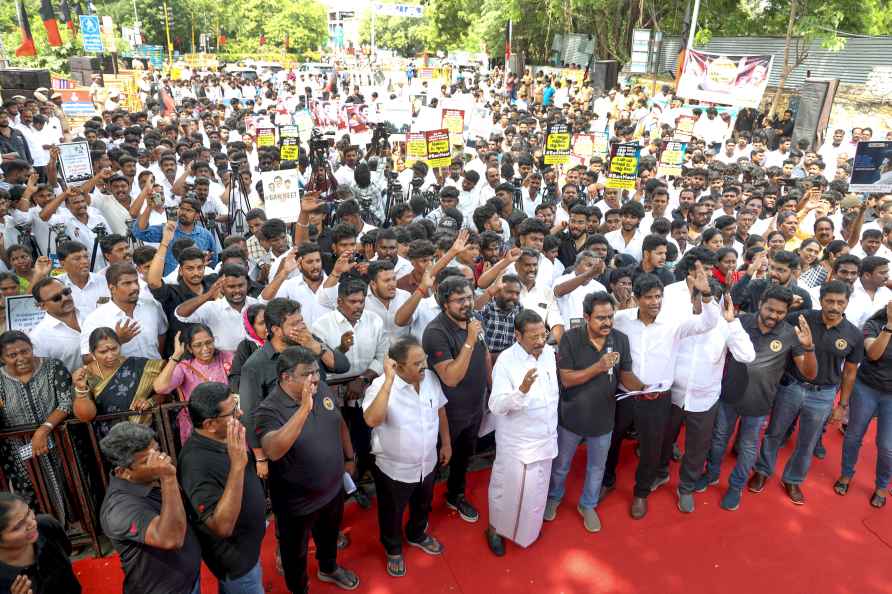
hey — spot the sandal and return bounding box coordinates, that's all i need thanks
[337,531,350,550]
[833,478,851,496]
[385,554,406,577]
[318,566,360,590]
[408,534,444,555]
[870,492,887,508]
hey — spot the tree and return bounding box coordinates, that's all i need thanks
[358,8,431,57]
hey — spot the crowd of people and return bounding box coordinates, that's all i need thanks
[0,58,890,594]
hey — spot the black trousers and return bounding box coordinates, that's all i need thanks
[372,465,436,555]
[657,402,719,494]
[446,418,480,501]
[342,405,373,483]
[604,395,672,498]
[277,491,344,594]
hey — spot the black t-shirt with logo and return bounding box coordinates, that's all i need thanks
[858,319,892,392]
[786,309,863,386]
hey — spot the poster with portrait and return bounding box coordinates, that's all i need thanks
[657,141,688,178]
[849,141,892,193]
[259,170,301,223]
[677,49,773,108]
[605,143,641,190]
[441,108,465,147]
[58,141,93,186]
[345,104,370,134]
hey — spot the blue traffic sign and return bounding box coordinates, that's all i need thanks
[79,15,105,52]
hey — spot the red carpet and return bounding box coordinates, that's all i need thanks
[74,425,892,594]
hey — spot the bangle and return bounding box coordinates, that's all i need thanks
[882,326,892,333]
[256,457,268,463]
[296,222,309,228]
[41,422,54,431]
[171,357,181,363]
[74,386,90,394]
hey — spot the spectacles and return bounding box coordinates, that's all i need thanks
[214,403,241,419]
[448,295,473,305]
[44,287,72,303]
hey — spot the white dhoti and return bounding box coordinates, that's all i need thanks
[488,452,553,548]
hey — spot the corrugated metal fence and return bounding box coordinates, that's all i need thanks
[656,35,892,87]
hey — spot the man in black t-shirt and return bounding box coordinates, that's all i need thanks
[751,282,862,505]
[178,383,266,593]
[701,286,816,511]
[99,423,202,594]
[545,291,636,533]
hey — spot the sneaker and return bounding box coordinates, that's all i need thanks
[446,495,479,523]
[720,487,742,511]
[672,443,683,462]
[694,473,719,493]
[677,489,695,513]
[650,474,670,492]
[577,505,601,532]
[544,498,559,522]
[352,488,372,510]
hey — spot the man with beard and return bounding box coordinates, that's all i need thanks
[0,110,31,162]
[553,184,581,228]
[334,145,360,189]
[700,286,816,511]
[241,298,349,479]
[174,265,260,352]
[49,188,111,271]
[30,276,85,373]
[605,201,646,262]
[635,235,675,286]
[81,263,167,359]
[485,310,559,555]
[553,250,608,327]
[602,270,719,519]
[134,195,217,275]
[749,281,860,505]
[365,260,413,346]
[732,250,812,313]
[545,292,639,533]
[478,274,524,357]
[89,172,146,236]
[557,204,590,267]
[262,243,332,328]
[423,277,491,523]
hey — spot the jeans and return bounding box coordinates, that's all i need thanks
[841,378,892,490]
[604,394,672,498]
[547,426,612,509]
[657,402,719,494]
[755,380,837,485]
[706,401,767,490]
[219,561,264,594]
[189,578,201,594]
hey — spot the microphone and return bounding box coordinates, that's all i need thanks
[606,333,615,378]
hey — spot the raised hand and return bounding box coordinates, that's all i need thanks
[162,220,177,243]
[115,318,142,344]
[338,331,354,353]
[519,368,538,394]
[722,294,736,322]
[144,449,176,480]
[383,357,397,380]
[794,314,814,350]
[226,417,248,471]
[299,379,317,415]
[72,367,90,393]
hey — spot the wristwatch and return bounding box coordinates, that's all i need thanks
[882,326,892,333]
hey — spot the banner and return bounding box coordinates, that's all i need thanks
[255,127,277,148]
[657,141,687,178]
[58,141,93,186]
[345,104,369,134]
[279,125,300,161]
[372,2,424,17]
[570,133,609,166]
[441,108,465,147]
[605,143,641,190]
[259,170,301,223]
[543,123,571,165]
[674,115,695,142]
[59,89,96,116]
[406,132,428,165]
[425,130,451,168]
[6,295,45,333]
[677,49,773,108]
[849,141,892,193]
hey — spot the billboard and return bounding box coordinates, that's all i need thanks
[677,49,773,108]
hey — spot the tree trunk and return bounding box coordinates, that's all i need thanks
[767,0,797,119]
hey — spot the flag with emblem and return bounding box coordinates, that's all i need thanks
[14,0,37,57]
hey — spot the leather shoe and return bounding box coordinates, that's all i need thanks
[485,526,505,556]
[747,472,768,493]
[630,496,648,520]
[782,481,805,505]
[599,483,616,502]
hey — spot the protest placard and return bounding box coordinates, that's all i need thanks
[259,170,301,223]
[58,141,93,186]
[426,130,451,168]
[606,143,641,190]
[6,295,45,333]
[849,141,892,193]
[677,50,773,109]
[657,141,687,178]
[544,123,571,165]
[256,127,277,148]
[674,115,695,141]
[406,132,428,165]
[279,125,300,161]
[441,108,465,146]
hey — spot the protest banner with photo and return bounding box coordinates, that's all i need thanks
[294,110,315,143]
[6,295,45,333]
[570,133,609,167]
[658,141,688,177]
[256,127,277,148]
[259,170,302,223]
[677,49,773,109]
[345,104,370,134]
[406,132,428,165]
[543,123,571,165]
[849,141,892,193]
[674,115,696,141]
[58,141,93,186]
[279,125,300,161]
[606,143,641,190]
[426,130,451,168]
[441,108,465,146]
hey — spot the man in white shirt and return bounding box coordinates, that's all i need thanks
[818,129,847,168]
[80,263,168,360]
[365,260,413,346]
[333,146,359,189]
[362,336,450,575]
[62,189,111,272]
[30,277,85,373]
[652,279,755,513]
[486,310,559,555]
[605,202,646,262]
[57,241,110,316]
[174,265,259,352]
[261,244,332,329]
[846,256,892,328]
[603,269,720,519]
[553,251,607,327]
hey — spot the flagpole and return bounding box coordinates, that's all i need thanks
[162,0,173,66]
[0,36,8,68]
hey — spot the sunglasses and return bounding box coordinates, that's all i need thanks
[45,287,72,303]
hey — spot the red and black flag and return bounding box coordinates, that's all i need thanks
[14,0,37,57]
[259,33,267,46]
[59,0,75,31]
[40,0,63,47]
[504,20,512,68]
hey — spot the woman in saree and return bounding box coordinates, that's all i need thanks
[153,323,233,445]
[71,327,165,441]
[228,303,266,395]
